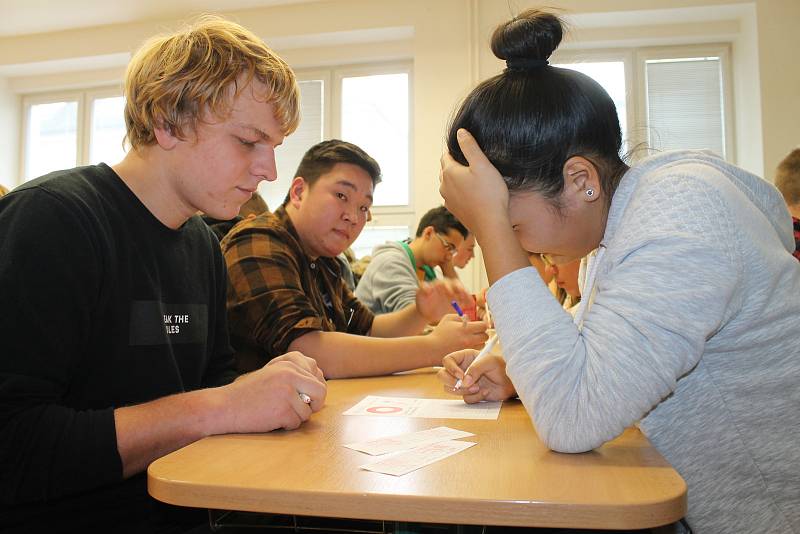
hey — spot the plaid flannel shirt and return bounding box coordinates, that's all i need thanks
[793,216,800,261]
[221,206,374,372]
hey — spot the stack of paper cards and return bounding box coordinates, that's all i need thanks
[345,426,477,476]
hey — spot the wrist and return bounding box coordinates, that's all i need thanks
[187,386,230,438]
[421,333,445,366]
[472,214,512,243]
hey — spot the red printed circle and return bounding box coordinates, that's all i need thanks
[366,406,403,414]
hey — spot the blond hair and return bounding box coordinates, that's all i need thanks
[775,148,800,205]
[123,15,299,150]
[0,183,9,197]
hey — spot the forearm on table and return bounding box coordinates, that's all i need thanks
[370,305,427,337]
[289,330,439,379]
[114,387,227,478]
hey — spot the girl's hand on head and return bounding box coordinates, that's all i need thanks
[439,129,510,239]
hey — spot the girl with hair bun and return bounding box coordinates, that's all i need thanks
[438,9,799,533]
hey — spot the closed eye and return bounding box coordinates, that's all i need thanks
[237,137,257,148]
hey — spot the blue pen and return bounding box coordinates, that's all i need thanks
[451,300,467,325]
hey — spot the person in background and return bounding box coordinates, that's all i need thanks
[356,206,469,314]
[203,190,269,241]
[437,9,798,533]
[774,147,800,260]
[0,16,327,532]
[222,140,486,378]
[543,256,582,310]
[441,232,476,279]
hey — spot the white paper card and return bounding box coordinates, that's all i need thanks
[342,395,501,420]
[344,426,475,456]
[360,440,477,476]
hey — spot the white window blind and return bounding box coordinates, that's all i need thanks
[261,79,324,210]
[645,57,725,158]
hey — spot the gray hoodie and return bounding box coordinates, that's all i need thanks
[355,241,418,314]
[489,150,799,533]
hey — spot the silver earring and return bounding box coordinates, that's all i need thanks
[585,188,595,198]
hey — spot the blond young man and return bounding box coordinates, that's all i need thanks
[0,16,326,532]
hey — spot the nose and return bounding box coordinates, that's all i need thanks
[252,146,278,183]
[342,203,359,225]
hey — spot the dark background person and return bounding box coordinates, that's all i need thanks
[203,190,270,241]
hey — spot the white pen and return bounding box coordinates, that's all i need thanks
[453,333,499,390]
[298,392,312,404]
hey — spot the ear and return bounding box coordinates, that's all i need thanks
[288,177,308,209]
[563,156,602,204]
[422,226,435,239]
[153,121,180,150]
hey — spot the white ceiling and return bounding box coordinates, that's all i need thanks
[0,0,316,37]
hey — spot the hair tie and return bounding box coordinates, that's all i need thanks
[505,58,549,71]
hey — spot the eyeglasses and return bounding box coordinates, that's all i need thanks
[435,233,458,255]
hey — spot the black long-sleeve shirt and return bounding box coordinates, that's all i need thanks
[0,164,236,532]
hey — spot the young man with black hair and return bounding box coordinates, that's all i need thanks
[223,140,487,378]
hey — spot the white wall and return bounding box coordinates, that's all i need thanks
[0,78,19,190]
[756,0,800,180]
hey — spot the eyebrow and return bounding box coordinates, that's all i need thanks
[236,123,282,145]
[337,180,373,203]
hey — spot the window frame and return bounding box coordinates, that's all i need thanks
[83,86,126,165]
[332,61,414,216]
[20,85,123,182]
[551,43,735,164]
[551,48,636,151]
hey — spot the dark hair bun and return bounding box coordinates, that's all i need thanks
[490,9,564,62]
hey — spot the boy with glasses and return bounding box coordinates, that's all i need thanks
[356,206,470,314]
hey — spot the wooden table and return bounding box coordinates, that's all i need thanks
[148,369,686,530]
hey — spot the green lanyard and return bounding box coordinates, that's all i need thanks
[399,241,437,282]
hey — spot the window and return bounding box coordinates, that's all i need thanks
[644,57,726,158]
[552,44,733,163]
[553,60,627,150]
[21,88,127,181]
[20,65,413,259]
[340,72,409,206]
[24,100,78,180]
[264,78,326,210]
